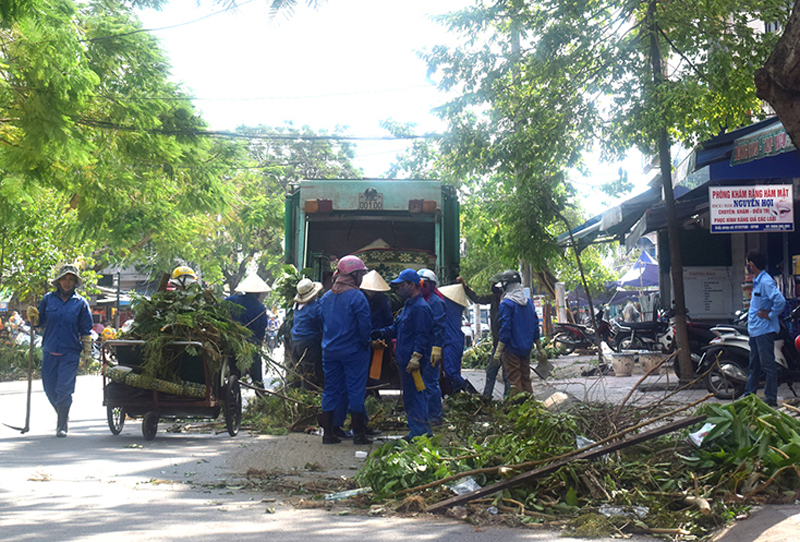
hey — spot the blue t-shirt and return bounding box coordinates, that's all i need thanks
[38,291,93,355]
[378,294,433,364]
[748,270,785,337]
[319,289,371,361]
[498,298,539,357]
[225,293,267,343]
[292,299,323,342]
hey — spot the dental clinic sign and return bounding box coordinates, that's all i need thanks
[709,185,794,233]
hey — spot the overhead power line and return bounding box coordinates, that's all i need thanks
[76,118,440,141]
[85,0,259,42]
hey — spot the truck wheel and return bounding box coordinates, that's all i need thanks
[142,411,159,441]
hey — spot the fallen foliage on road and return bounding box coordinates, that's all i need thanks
[353,393,800,539]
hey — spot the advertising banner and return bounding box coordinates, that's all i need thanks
[709,184,794,233]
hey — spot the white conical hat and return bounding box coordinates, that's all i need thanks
[360,270,390,292]
[235,274,271,293]
[439,284,469,307]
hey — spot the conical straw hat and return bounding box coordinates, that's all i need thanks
[360,270,390,292]
[439,284,469,307]
[235,274,271,293]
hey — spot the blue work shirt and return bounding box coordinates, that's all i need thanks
[498,298,540,357]
[425,293,446,349]
[225,293,267,343]
[37,291,93,355]
[443,297,465,348]
[319,289,371,361]
[748,270,785,337]
[292,299,323,342]
[367,292,393,331]
[378,293,433,364]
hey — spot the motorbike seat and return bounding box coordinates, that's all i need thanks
[617,321,668,332]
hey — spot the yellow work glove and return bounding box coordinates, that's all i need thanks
[430,346,443,367]
[81,335,93,365]
[408,352,425,391]
[27,306,39,326]
[407,352,422,374]
[492,342,506,367]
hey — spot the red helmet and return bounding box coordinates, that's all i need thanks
[795,335,800,354]
[337,255,368,275]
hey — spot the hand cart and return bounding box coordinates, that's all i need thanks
[101,339,242,440]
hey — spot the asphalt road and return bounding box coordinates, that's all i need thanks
[1,367,796,542]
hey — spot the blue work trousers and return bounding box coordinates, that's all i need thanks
[745,333,779,403]
[42,352,80,409]
[443,342,467,392]
[397,358,431,439]
[321,351,369,415]
[421,355,442,424]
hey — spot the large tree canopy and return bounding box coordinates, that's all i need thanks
[0,0,238,295]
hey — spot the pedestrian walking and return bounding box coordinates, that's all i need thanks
[493,270,539,396]
[225,274,270,394]
[318,256,372,445]
[27,264,93,437]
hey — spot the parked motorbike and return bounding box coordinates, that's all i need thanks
[697,305,800,400]
[552,311,616,354]
[610,312,675,353]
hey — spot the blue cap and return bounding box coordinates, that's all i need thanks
[391,268,421,284]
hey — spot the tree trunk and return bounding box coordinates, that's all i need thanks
[755,0,800,147]
[649,1,694,381]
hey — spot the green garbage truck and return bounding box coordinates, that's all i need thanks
[284,179,460,286]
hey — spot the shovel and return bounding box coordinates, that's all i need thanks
[3,324,35,433]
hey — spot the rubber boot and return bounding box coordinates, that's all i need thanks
[56,405,69,438]
[319,411,341,445]
[351,412,372,445]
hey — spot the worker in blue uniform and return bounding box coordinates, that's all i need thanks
[437,281,480,394]
[27,264,93,437]
[417,269,444,424]
[493,270,539,396]
[225,274,270,394]
[318,255,372,445]
[291,278,324,389]
[372,268,434,440]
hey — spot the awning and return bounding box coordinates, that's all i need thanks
[557,187,662,251]
[694,117,780,171]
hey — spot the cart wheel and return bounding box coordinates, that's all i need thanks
[224,375,241,437]
[142,411,159,441]
[107,406,125,435]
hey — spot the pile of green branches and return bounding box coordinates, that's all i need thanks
[126,287,255,381]
[356,394,799,537]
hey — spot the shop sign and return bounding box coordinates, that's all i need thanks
[731,123,795,166]
[709,184,794,233]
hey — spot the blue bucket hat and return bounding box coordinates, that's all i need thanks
[391,268,421,284]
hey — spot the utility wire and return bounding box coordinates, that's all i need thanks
[84,0,258,42]
[76,118,440,141]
